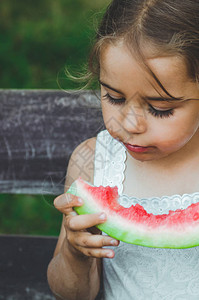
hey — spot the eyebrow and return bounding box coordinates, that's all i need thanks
[99,80,124,94]
[99,79,184,102]
[144,96,177,102]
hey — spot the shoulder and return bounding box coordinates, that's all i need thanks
[71,136,96,159]
[64,136,97,191]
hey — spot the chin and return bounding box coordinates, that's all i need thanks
[127,151,156,162]
[127,150,173,162]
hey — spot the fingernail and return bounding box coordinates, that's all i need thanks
[69,211,78,216]
[78,198,83,205]
[106,251,114,258]
[99,213,106,220]
[110,240,118,246]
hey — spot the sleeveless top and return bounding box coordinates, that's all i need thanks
[93,130,199,300]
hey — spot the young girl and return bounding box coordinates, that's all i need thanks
[47,0,199,299]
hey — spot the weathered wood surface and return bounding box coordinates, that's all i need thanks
[0,234,57,300]
[0,234,103,300]
[0,90,104,195]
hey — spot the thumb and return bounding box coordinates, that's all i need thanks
[54,193,83,215]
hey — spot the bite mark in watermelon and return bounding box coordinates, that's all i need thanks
[66,177,199,249]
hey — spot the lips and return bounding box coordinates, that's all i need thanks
[123,143,150,153]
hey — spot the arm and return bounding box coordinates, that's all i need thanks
[47,138,118,300]
[47,219,101,300]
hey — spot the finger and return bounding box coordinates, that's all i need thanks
[66,212,107,231]
[54,193,83,214]
[79,246,116,259]
[68,238,116,259]
[76,232,119,248]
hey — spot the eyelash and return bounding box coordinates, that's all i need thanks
[102,93,174,119]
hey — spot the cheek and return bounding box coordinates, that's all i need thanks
[154,117,199,150]
[101,102,121,132]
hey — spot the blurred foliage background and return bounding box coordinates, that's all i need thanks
[0,0,109,236]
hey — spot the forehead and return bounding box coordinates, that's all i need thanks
[100,43,190,93]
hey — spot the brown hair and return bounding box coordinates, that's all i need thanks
[88,0,199,97]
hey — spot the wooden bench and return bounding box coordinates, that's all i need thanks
[0,89,104,299]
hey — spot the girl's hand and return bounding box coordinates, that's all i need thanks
[54,193,119,259]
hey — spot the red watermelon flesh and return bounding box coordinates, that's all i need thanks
[66,177,199,248]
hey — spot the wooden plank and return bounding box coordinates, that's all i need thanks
[0,234,57,299]
[0,234,103,300]
[0,90,104,194]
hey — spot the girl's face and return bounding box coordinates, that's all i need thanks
[100,43,199,162]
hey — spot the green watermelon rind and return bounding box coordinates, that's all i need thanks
[66,179,199,249]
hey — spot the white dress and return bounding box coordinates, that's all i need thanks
[93,130,199,300]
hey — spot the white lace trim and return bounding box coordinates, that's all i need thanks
[94,130,126,195]
[94,130,199,214]
[119,193,199,215]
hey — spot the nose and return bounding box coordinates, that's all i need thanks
[121,102,147,134]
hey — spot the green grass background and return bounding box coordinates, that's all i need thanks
[0,0,109,236]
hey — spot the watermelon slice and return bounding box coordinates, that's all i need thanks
[66,177,199,249]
